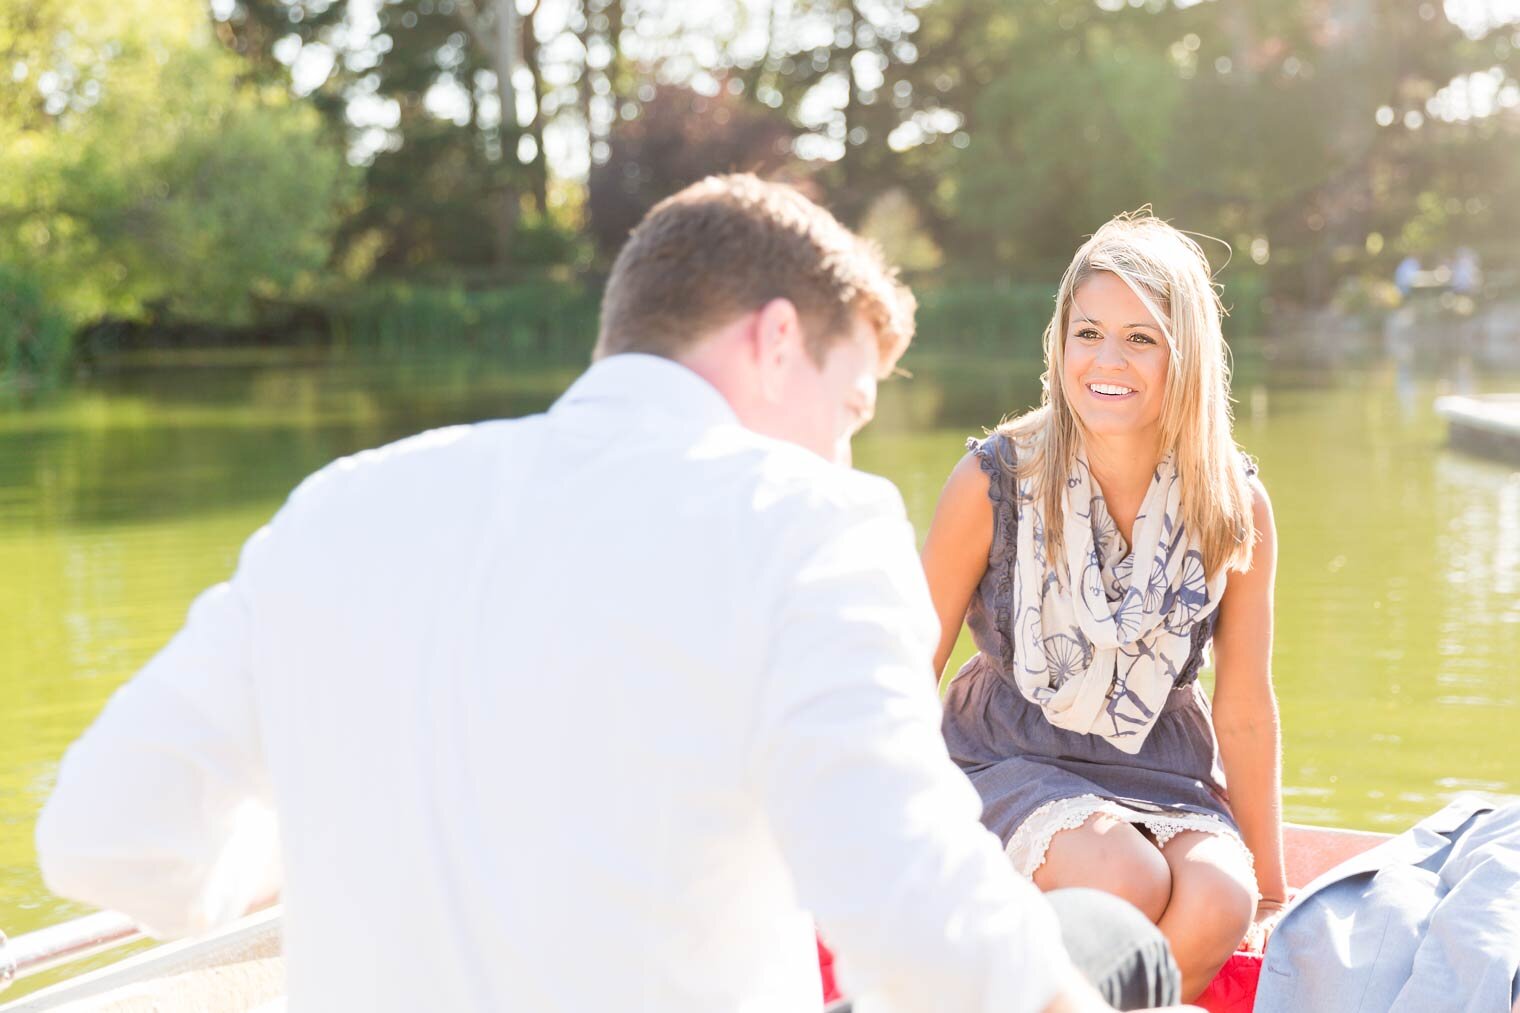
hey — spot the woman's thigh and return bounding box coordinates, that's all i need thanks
[1033,814,1172,923]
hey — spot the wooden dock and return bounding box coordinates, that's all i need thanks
[1435,394,1520,463]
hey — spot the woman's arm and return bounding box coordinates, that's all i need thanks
[921,452,995,682]
[1211,477,1289,914]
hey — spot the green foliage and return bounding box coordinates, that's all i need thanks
[6,0,1520,359]
[912,0,1518,308]
[1329,274,1402,324]
[954,15,1186,271]
[1220,267,1268,341]
[61,73,351,321]
[914,281,1058,354]
[859,190,944,274]
[0,266,73,387]
[329,281,601,361]
[0,0,352,325]
[506,211,596,274]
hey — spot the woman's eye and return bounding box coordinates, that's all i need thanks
[1128,332,1156,345]
[1076,329,1101,341]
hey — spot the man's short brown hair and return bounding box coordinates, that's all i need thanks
[594,174,915,372]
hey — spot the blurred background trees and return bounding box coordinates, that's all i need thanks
[2,0,1518,374]
[0,1,348,326]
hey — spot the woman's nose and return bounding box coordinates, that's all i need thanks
[1094,335,1127,368]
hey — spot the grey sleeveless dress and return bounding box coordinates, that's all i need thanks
[941,433,1253,877]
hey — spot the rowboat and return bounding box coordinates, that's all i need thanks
[0,823,1390,1012]
[1436,393,1520,462]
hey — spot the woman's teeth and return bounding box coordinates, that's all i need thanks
[1088,383,1135,397]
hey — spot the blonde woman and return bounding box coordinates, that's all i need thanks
[922,213,1287,1001]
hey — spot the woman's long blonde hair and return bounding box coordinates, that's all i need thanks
[999,211,1257,578]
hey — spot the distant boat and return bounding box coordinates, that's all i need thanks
[1436,393,1520,463]
[0,823,1391,1012]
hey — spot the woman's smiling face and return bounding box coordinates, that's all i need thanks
[1061,270,1171,443]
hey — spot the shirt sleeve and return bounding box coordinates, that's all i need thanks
[750,474,1074,1013]
[35,528,282,940]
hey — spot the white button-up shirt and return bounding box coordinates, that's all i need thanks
[38,354,1071,1012]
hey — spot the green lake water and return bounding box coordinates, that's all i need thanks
[1,347,1517,990]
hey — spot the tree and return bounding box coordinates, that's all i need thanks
[214,0,572,274]
[0,0,352,325]
[950,8,1187,274]
[907,0,1520,302]
[586,83,796,256]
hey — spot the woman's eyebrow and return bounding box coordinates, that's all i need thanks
[1070,316,1159,330]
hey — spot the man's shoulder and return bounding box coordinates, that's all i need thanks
[262,417,542,544]
[300,417,534,498]
[705,428,908,532]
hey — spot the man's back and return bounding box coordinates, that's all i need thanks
[255,354,904,1009]
[43,355,1070,1011]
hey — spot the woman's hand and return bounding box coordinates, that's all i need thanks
[1240,896,1289,954]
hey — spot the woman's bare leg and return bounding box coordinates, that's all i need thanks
[1033,814,1172,923]
[1155,829,1257,1000]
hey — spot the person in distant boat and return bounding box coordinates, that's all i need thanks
[922,212,1288,1001]
[1450,246,1482,298]
[36,177,1187,1012]
[1394,254,1421,298]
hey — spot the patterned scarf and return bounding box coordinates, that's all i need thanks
[1010,448,1227,753]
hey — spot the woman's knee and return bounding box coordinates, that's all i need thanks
[1159,836,1257,961]
[1183,872,1254,959]
[1035,816,1172,922]
[1166,884,1253,1000]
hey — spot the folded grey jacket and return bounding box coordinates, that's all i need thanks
[1254,795,1520,1013]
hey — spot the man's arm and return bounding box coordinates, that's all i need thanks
[749,477,1102,1013]
[36,531,281,940]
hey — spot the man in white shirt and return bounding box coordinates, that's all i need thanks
[37,175,1182,1011]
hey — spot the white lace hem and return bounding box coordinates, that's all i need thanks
[1005,794,1256,882]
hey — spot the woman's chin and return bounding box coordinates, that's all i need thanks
[1076,413,1138,435]
[1075,413,1161,443]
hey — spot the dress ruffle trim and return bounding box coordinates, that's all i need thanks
[1004,794,1256,888]
[968,434,1019,673]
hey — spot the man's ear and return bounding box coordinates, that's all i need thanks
[752,298,803,402]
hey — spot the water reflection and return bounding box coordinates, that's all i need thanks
[0,349,1517,949]
[1434,455,1520,712]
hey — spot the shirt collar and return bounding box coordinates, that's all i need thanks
[552,353,739,430]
